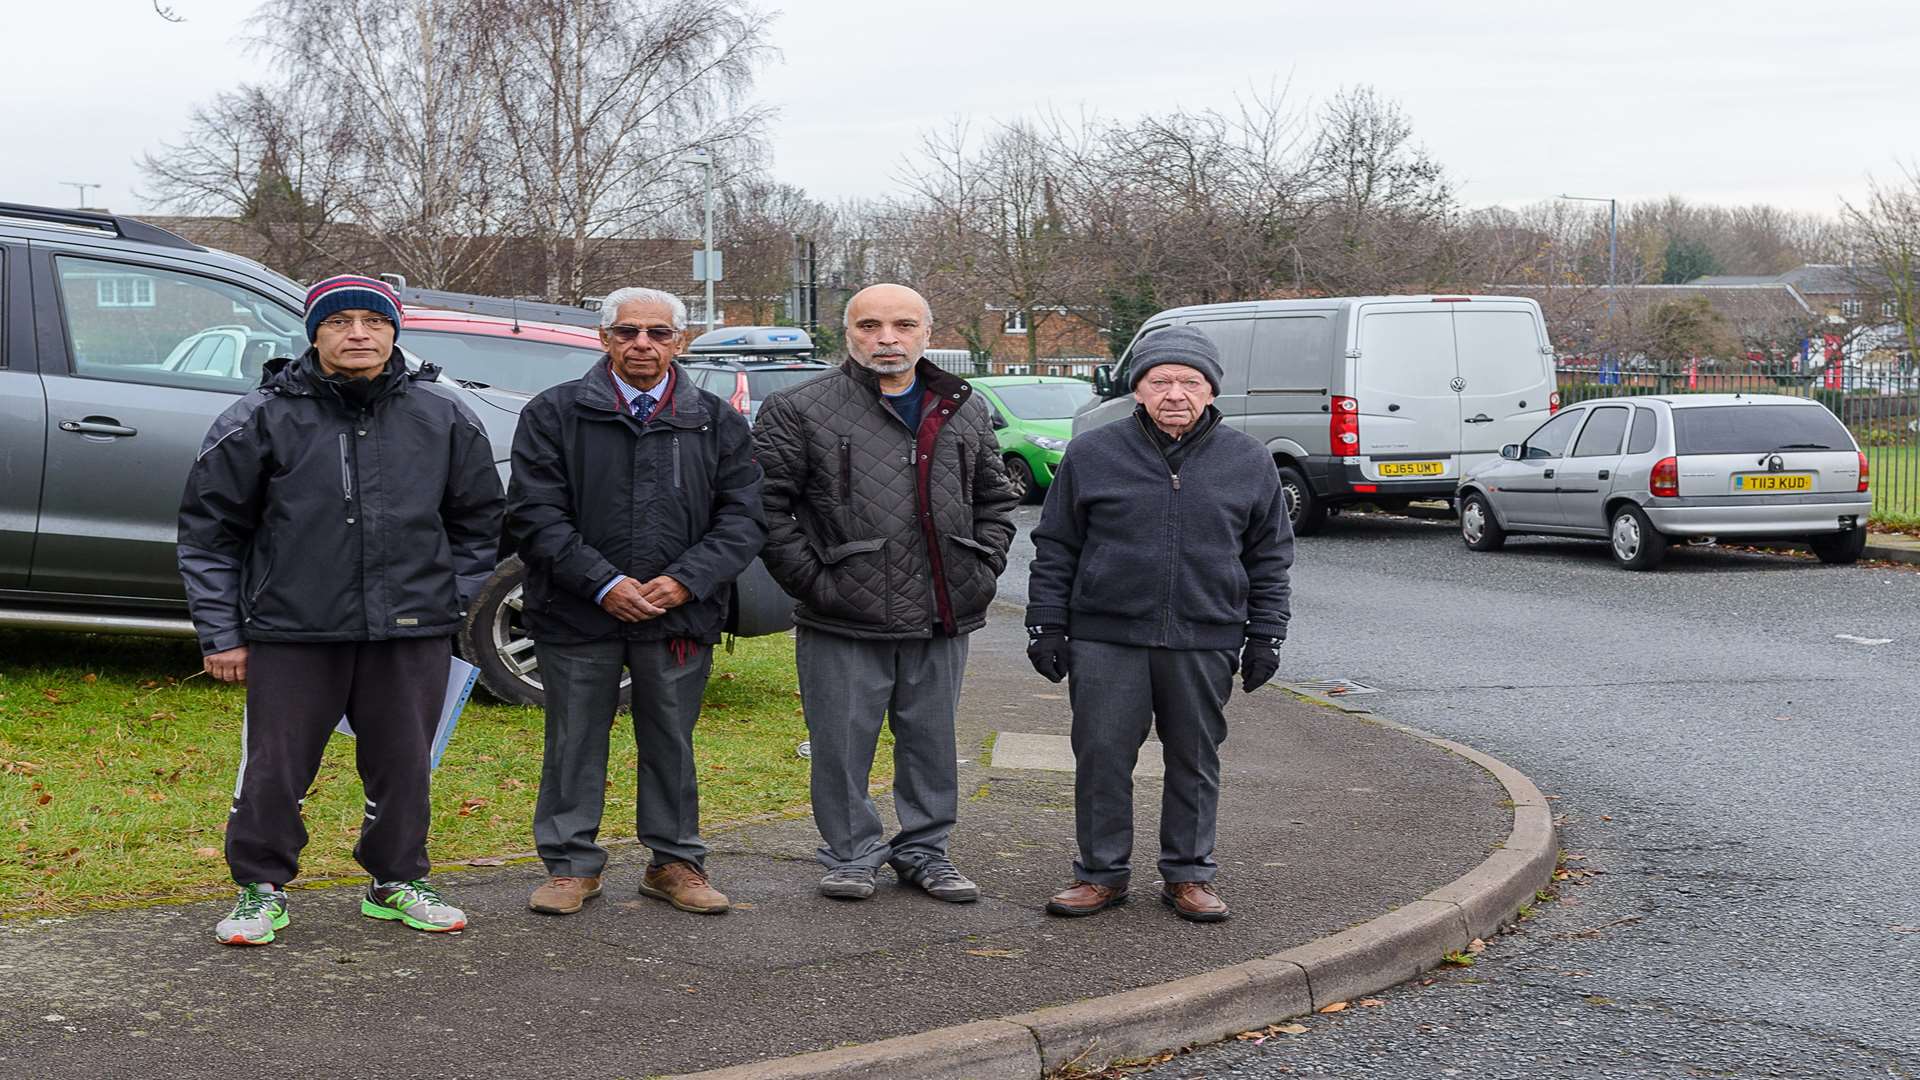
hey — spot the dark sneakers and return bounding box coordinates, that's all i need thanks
[899,858,979,903]
[818,865,878,900]
[1046,880,1129,917]
[1162,881,1229,922]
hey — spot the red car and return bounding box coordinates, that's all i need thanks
[398,308,607,398]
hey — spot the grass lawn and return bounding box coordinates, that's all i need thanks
[1865,444,1920,529]
[0,629,842,915]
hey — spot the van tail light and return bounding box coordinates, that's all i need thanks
[1650,456,1679,498]
[1331,395,1360,457]
[729,375,749,416]
[1858,451,1870,493]
[1548,390,1562,414]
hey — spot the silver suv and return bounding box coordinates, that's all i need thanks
[0,202,791,703]
[1456,393,1872,569]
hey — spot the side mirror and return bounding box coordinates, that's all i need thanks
[990,411,1008,430]
[1092,364,1113,396]
[1500,443,1521,461]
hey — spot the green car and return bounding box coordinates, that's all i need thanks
[970,375,1097,501]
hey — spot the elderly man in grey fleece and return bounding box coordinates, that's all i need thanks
[1024,325,1294,923]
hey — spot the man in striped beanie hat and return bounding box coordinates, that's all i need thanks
[178,271,503,946]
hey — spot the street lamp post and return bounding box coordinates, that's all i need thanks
[1559,193,1617,380]
[687,147,721,330]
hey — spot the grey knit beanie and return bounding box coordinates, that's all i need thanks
[1128,325,1223,394]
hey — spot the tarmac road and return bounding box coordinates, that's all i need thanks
[1072,511,1920,1079]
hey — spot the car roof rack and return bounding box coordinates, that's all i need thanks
[686,325,815,357]
[379,276,602,329]
[0,202,205,252]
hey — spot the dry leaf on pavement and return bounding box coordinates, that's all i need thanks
[1317,1001,1349,1013]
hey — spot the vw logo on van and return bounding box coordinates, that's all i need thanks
[1449,377,1467,393]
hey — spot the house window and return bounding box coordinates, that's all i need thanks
[1884,300,1899,319]
[1840,298,1862,318]
[96,275,155,308]
[1003,309,1028,335]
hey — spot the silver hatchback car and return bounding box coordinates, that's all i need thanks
[1456,394,1872,569]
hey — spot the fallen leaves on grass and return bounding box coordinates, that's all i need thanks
[192,847,220,859]
[457,797,489,817]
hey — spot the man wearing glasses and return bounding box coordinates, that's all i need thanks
[1024,326,1294,923]
[180,274,504,945]
[504,287,765,917]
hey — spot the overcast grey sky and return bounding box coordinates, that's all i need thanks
[5,0,1913,217]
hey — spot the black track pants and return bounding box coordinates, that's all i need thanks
[224,638,451,886]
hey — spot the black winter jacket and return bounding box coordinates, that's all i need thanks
[501,359,766,645]
[177,348,505,656]
[752,357,1019,640]
[1025,407,1294,651]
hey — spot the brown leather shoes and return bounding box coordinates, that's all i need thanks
[639,861,730,915]
[1162,881,1229,922]
[528,875,602,915]
[1046,880,1129,917]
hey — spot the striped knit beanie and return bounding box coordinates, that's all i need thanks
[304,275,404,341]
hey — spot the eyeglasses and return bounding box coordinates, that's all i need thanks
[1143,376,1209,394]
[607,324,678,344]
[317,314,394,333]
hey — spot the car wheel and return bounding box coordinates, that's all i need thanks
[458,556,633,707]
[1607,504,1668,570]
[1808,525,1867,565]
[1276,464,1327,536]
[1459,492,1506,551]
[1004,455,1038,503]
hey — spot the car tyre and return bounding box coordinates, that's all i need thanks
[1004,454,1038,504]
[1459,492,1506,551]
[1276,463,1327,535]
[1608,504,1668,571]
[458,556,632,708]
[1808,524,1867,565]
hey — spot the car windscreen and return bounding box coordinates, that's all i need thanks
[403,330,604,395]
[991,382,1095,420]
[1673,405,1853,455]
[745,369,830,399]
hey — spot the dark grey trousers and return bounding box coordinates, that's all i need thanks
[1068,638,1234,888]
[228,638,450,886]
[532,638,712,877]
[795,626,968,874]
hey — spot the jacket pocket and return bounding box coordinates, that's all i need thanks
[942,533,1001,617]
[805,536,888,624]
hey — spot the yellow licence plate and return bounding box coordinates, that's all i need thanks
[1734,473,1813,492]
[1377,461,1445,477]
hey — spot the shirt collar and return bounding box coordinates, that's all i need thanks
[610,365,672,413]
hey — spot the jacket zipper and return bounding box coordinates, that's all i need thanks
[1134,412,1220,642]
[672,435,682,489]
[338,433,354,503]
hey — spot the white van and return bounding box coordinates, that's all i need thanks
[1076,295,1559,533]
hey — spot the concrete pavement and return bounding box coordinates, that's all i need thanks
[0,609,1553,1080]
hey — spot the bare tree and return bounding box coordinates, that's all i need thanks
[1296,86,1458,294]
[1843,165,1920,364]
[251,0,508,288]
[479,0,772,303]
[138,82,362,281]
[714,179,833,325]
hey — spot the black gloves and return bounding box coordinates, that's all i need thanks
[1027,625,1070,683]
[1240,634,1283,693]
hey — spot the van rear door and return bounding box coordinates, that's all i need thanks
[1452,302,1554,471]
[1354,306,1459,480]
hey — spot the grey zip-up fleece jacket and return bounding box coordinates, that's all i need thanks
[1025,407,1293,650]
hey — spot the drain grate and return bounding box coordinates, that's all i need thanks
[1291,677,1382,696]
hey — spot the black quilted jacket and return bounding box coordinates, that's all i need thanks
[752,357,1019,639]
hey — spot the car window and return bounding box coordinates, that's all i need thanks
[1181,317,1254,396]
[745,369,830,399]
[1673,404,1854,455]
[401,329,603,396]
[54,256,305,391]
[1571,406,1630,457]
[1357,310,1454,398]
[991,381,1094,420]
[1248,316,1335,390]
[1627,407,1659,454]
[1523,408,1584,459]
[1452,309,1545,397]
